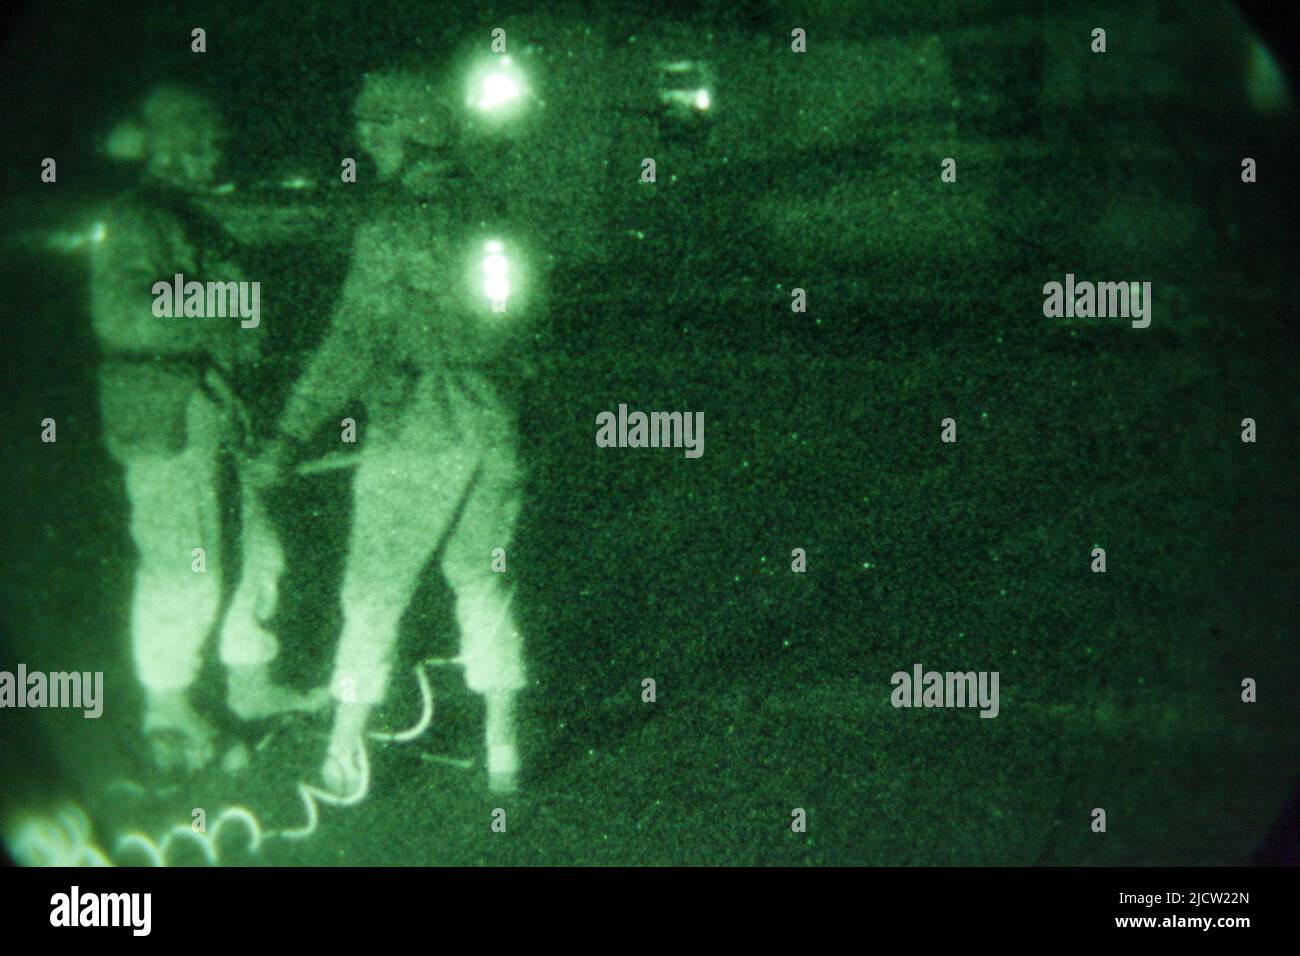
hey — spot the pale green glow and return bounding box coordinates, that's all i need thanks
[659,87,712,112]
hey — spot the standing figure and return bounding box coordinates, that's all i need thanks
[259,69,535,795]
[94,85,321,772]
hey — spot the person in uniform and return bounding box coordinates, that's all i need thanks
[94,84,323,772]
[256,68,537,795]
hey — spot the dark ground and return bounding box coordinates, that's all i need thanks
[0,0,1297,865]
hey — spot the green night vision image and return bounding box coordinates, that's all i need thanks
[0,0,1296,866]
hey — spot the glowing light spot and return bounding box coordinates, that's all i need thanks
[660,87,713,113]
[469,55,524,113]
[479,73,520,109]
[482,241,510,306]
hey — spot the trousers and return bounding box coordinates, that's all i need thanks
[110,386,281,692]
[328,370,525,705]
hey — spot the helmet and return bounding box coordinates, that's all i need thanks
[353,69,461,184]
[355,70,456,146]
[113,84,226,187]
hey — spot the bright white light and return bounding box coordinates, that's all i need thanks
[693,89,711,110]
[483,241,510,306]
[479,73,521,110]
[472,56,524,113]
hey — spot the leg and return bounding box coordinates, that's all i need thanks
[221,479,328,719]
[441,411,526,793]
[322,400,478,794]
[127,390,224,771]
